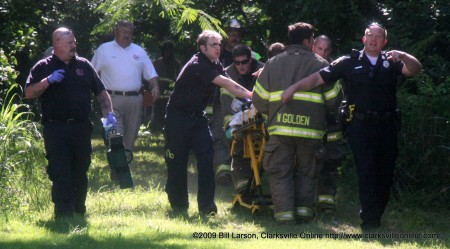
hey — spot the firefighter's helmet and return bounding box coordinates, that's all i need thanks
[225,19,243,31]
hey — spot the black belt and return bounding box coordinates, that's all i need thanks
[168,107,205,118]
[44,117,89,125]
[107,90,141,96]
[354,111,396,122]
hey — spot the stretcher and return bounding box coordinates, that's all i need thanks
[229,105,272,214]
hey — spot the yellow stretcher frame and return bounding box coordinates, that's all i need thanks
[230,112,271,214]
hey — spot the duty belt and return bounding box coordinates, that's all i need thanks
[107,90,141,96]
[168,107,205,118]
[354,111,396,123]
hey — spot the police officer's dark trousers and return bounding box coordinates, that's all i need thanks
[346,118,398,230]
[164,110,215,212]
[43,120,92,216]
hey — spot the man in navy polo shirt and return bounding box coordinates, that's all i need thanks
[164,30,252,216]
[26,27,116,219]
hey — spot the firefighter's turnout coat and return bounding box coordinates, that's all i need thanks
[253,44,341,222]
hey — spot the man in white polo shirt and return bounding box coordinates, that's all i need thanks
[92,20,159,150]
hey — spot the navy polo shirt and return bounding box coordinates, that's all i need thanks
[167,52,224,113]
[26,55,105,121]
[319,50,404,113]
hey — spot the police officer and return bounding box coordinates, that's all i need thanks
[164,30,252,216]
[25,28,116,218]
[282,23,422,232]
[222,44,264,196]
[253,22,338,224]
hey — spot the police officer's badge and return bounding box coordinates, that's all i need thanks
[383,60,390,68]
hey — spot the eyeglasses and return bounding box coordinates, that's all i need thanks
[234,58,250,65]
[207,43,222,48]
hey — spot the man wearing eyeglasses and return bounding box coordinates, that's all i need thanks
[164,30,252,216]
[281,23,422,232]
[221,44,264,197]
[25,28,115,219]
[253,22,336,225]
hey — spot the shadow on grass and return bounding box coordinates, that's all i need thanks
[0,231,191,249]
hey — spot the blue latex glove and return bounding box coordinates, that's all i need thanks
[47,69,65,84]
[105,112,117,128]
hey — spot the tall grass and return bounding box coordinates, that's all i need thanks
[0,84,49,218]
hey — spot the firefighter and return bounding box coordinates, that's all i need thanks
[151,40,181,133]
[253,22,339,224]
[222,44,264,195]
[281,23,422,232]
[312,35,346,221]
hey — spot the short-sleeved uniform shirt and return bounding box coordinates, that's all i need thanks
[319,50,404,113]
[91,41,158,92]
[167,52,224,113]
[26,55,105,121]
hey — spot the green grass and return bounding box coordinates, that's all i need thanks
[0,129,448,249]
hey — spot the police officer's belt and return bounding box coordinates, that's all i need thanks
[107,90,141,96]
[168,107,205,118]
[44,117,89,125]
[354,111,396,122]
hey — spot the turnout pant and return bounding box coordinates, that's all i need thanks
[263,135,322,222]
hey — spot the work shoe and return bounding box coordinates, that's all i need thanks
[199,203,218,216]
[320,209,339,225]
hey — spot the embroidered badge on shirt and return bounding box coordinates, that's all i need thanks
[76,69,84,76]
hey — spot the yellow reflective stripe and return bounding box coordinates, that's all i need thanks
[274,211,295,221]
[220,88,235,98]
[216,164,231,174]
[324,82,342,100]
[205,106,213,115]
[267,91,324,104]
[296,207,314,217]
[327,132,343,141]
[292,92,324,103]
[268,125,324,139]
[254,81,270,100]
[318,195,336,205]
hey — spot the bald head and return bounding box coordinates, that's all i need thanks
[52,28,77,63]
[313,35,332,62]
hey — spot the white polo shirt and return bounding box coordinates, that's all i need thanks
[91,40,158,92]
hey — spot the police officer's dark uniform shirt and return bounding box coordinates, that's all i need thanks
[26,55,105,122]
[319,50,403,114]
[167,52,224,114]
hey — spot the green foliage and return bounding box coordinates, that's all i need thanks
[0,50,19,105]
[0,85,49,217]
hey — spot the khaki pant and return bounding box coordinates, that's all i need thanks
[263,135,322,220]
[110,94,143,150]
